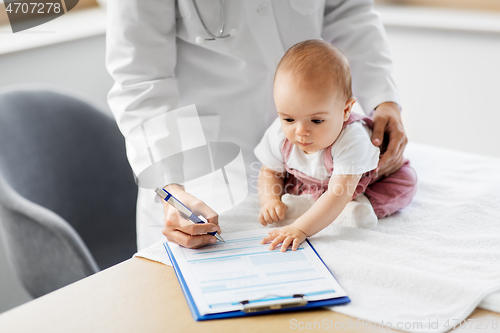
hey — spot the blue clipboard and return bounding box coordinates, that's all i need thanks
[163,239,350,321]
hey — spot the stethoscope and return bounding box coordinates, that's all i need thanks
[192,0,238,44]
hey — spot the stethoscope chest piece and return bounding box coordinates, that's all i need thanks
[192,0,238,44]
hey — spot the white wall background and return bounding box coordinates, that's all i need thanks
[1,6,499,315]
[388,27,500,158]
[0,35,112,111]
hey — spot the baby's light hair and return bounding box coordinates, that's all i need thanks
[274,40,352,102]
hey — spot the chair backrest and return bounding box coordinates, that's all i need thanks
[0,173,99,298]
[0,86,137,274]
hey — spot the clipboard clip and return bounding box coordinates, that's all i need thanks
[239,294,307,313]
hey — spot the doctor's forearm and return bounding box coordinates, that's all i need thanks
[106,0,181,177]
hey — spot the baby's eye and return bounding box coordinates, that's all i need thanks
[312,119,324,124]
[283,118,294,123]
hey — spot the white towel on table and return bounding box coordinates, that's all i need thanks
[135,142,500,332]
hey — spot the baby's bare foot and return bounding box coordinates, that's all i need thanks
[334,195,378,229]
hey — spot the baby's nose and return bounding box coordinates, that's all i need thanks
[296,123,310,136]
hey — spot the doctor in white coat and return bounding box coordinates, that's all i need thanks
[106,0,407,250]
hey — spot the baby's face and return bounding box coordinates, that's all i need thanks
[274,74,352,154]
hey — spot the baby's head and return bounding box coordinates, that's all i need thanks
[274,40,355,154]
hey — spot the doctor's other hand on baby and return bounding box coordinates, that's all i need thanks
[161,184,221,249]
[371,101,408,177]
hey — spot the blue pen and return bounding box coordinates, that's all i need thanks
[154,188,225,243]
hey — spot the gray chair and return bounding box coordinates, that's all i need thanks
[0,86,137,298]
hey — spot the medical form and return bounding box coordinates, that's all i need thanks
[165,229,348,317]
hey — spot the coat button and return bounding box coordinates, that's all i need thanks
[257,3,269,16]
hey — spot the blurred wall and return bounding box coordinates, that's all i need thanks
[380,13,500,158]
[0,35,112,111]
[375,0,500,12]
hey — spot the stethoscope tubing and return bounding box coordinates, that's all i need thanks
[192,0,234,41]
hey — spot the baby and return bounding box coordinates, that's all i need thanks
[254,40,417,252]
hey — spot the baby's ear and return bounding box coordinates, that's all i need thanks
[343,97,356,121]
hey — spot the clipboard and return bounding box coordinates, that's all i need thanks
[164,235,350,321]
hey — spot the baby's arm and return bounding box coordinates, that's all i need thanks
[257,165,287,226]
[262,174,362,251]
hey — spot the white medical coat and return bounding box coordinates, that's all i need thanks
[106,0,401,249]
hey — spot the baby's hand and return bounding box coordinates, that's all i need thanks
[258,199,287,226]
[260,226,307,252]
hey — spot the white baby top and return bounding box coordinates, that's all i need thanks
[254,117,380,180]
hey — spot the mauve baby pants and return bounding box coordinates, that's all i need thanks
[353,159,417,218]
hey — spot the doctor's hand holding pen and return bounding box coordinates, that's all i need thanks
[160,184,221,249]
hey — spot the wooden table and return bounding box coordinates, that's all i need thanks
[0,257,498,332]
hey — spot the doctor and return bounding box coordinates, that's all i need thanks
[106,0,406,250]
